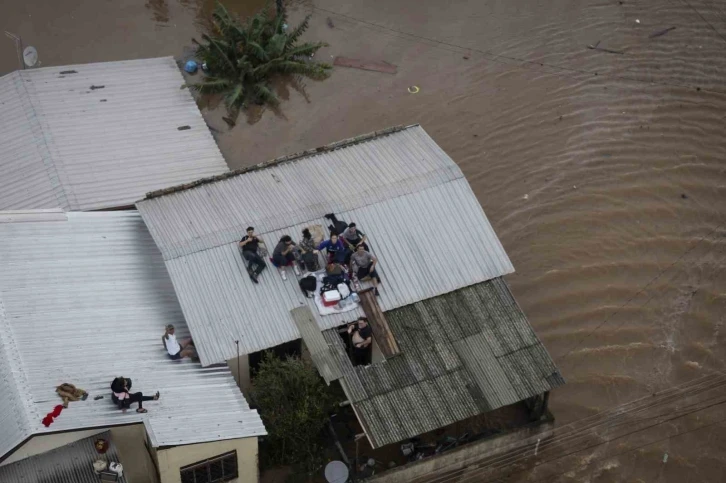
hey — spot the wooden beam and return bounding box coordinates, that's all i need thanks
[358,288,400,357]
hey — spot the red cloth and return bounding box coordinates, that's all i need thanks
[41,405,64,427]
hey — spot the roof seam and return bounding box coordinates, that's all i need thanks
[142,124,420,200]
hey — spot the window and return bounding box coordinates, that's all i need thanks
[180,450,238,483]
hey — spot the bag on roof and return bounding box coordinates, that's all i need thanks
[299,276,317,298]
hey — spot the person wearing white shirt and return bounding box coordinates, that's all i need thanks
[162,324,196,360]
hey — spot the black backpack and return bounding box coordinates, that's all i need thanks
[299,276,317,298]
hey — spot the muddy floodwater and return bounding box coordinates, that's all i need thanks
[3,0,726,480]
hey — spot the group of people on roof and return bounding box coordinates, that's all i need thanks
[237,214,381,293]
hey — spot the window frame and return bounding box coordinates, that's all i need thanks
[179,450,239,483]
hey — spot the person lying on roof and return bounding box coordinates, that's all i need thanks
[162,324,197,360]
[239,226,267,283]
[350,245,380,295]
[316,232,347,264]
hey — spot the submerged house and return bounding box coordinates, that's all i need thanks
[0,57,228,211]
[0,211,265,482]
[136,125,564,449]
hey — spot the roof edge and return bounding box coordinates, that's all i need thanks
[141,124,419,201]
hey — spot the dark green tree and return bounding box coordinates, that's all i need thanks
[190,2,331,113]
[251,353,341,473]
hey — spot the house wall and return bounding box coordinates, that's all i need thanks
[227,355,252,394]
[156,437,258,483]
[367,420,554,483]
[0,428,108,466]
[111,425,157,483]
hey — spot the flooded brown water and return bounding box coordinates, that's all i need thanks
[3,0,726,480]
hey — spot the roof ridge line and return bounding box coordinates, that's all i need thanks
[142,124,419,201]
[158,166,463,262]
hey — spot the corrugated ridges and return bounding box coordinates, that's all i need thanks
[0,57,228,211]
[136,127,514,365]
[0,73,64,210]
[0,431,125,483]
[321,278,563,448]
[136,125,462,260]
[0,212,265,460]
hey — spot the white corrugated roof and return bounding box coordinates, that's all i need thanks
[0,57,228,211]
[0,211,265,462]
[137,125,515,365]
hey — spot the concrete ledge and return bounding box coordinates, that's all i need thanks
[366,418,555,483]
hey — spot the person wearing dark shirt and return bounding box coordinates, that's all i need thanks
[239,226,266,283]
[348,317,373,366]
[272,235,300,278]
[110,377,160,413]
[317,233,347,264]
[298,228,319,272]
[350,245,380,295]
[341,223,369,251]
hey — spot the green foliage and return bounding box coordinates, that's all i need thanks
[190,2,332,113]
[251,353,340,473]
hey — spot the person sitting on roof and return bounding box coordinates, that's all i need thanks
[348,317,373,366]
[162,324,197,360]
[341,222,369,252]
[110,377,159,414]
[272,235,301,277]
[316,233,346,264]
[297,228,320,272]
[239,226,267,283]
[350,245,380,295]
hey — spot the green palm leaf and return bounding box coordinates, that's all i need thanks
[192,1,331,116]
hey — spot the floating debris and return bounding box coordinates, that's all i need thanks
[650,26,676,38]
[587,40,624,55]
[333,56,397,74]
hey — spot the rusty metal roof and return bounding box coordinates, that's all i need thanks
[0,431,125,483]
[321,278,564,448]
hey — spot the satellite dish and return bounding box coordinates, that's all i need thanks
[324,460,349,483]
[23,46,38,67]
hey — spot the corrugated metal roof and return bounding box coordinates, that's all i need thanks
[0,431,126,483]
[137,126,514,365]
[0,211,265,461]
[321,278,564,448]
[0,57,228,211]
